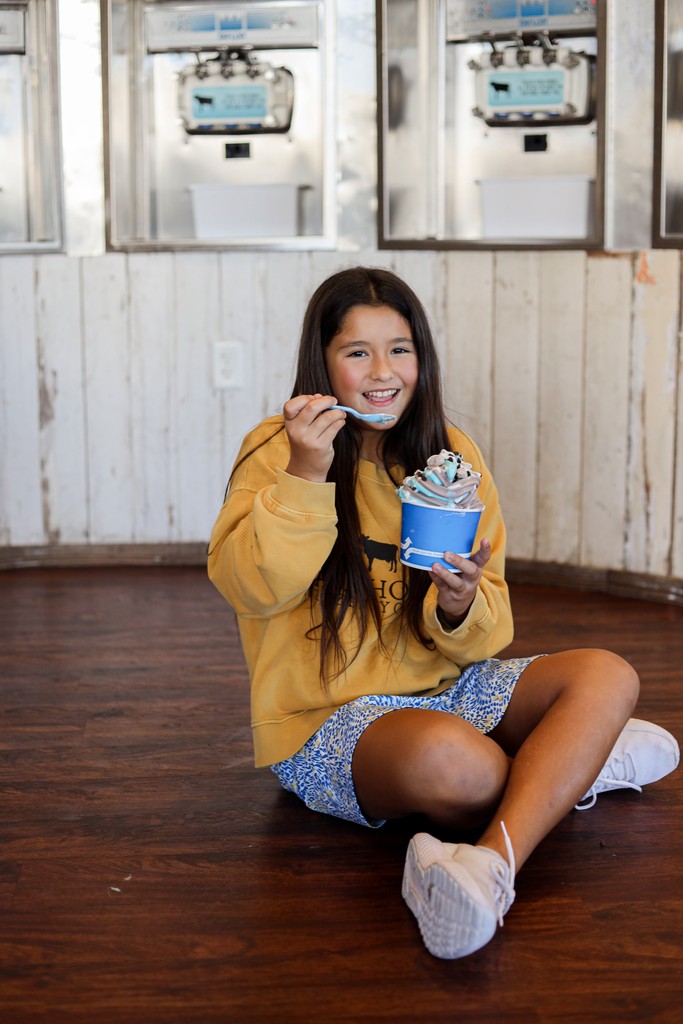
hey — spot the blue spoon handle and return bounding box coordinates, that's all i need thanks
[331,404,396,424]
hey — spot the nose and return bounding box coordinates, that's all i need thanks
[370,353,393,380]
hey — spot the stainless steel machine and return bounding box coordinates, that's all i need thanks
[378,0,605,247]
[0,0,63,252]
[102,0,335,250]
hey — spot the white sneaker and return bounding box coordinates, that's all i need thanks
[402,823,515,959]
[576,718,680,810]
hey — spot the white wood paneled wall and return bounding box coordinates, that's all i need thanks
[1,248,682,579]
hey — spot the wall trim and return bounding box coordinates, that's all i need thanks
[506,558,683,606]
[0,543,208,570]
[0,545,681,606]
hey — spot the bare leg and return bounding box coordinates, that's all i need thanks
[352,648,639,868]
[479,648,639,868]
[352,709,510,829]
[380,648,641,960]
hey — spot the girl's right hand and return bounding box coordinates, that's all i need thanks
[283,394,347,482]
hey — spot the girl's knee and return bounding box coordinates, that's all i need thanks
[406,719,510,825]
[578,648,640,712]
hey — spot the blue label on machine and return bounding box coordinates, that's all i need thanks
[217,14,244,31]
[487,70,565,108]
[487,1,517,16]
[180,13,217,33]
[246,11,278,30]
[145,4,319,54]
[446,0,596,37]
[548,0,591,15]
[191,85,268,121]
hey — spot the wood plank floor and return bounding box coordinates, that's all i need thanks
[0,567,681,1024]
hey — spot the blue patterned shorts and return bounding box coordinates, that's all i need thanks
[271,656,538,828]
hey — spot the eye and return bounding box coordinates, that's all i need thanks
[393,343,414,354]
[347,348,368,358]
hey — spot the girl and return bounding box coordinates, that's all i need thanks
[208,266,679,959]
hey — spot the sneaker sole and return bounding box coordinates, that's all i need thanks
[402,838,498,959]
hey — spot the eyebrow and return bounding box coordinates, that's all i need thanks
[335,337,413,349]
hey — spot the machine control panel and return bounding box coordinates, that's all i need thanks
[447,0,598,39]
[145,2,319,52]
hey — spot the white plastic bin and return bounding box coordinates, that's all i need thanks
[479,176,594,240]
[189,183,301,238]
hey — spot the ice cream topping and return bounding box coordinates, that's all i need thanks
[397,449,483,510]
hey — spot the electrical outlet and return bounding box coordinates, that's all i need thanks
[213,341,245,389]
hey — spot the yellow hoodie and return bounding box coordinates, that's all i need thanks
[208,416,513,767]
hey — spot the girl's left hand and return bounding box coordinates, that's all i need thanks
[429,538,491,629]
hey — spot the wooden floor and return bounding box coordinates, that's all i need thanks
[0,567,681,1024]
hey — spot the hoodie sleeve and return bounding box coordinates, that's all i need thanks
[207,425,338,618]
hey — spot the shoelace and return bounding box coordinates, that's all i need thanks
[489,821,516,925]
[575,750,642,811]
[575,775,642,810]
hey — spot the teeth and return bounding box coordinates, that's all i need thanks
[365,390,397,399]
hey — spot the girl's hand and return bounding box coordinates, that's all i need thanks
[283,394,347,482]
[429,539,491,629]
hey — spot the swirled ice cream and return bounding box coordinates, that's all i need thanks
[397,450,484,571]
[397,450,484,510]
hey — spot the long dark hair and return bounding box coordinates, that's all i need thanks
[234,266,452,685]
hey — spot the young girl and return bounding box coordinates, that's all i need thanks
[208,266,679,960]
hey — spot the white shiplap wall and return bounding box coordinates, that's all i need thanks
[1,247,682,581]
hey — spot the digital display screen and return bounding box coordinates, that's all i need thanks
[191,85,268,121]
[487,70,565,108]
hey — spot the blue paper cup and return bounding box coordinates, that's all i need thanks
[399,501,484,572]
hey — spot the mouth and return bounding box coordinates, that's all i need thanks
[362,388,399,407]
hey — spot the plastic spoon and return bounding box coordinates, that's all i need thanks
[330,404,396,424]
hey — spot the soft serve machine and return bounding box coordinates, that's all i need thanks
[378,0,600,246]
[102,0,334,249]
[0,0,63,252]
[377,0,652,249]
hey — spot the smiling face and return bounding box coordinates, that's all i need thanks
[325,304,419,461]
